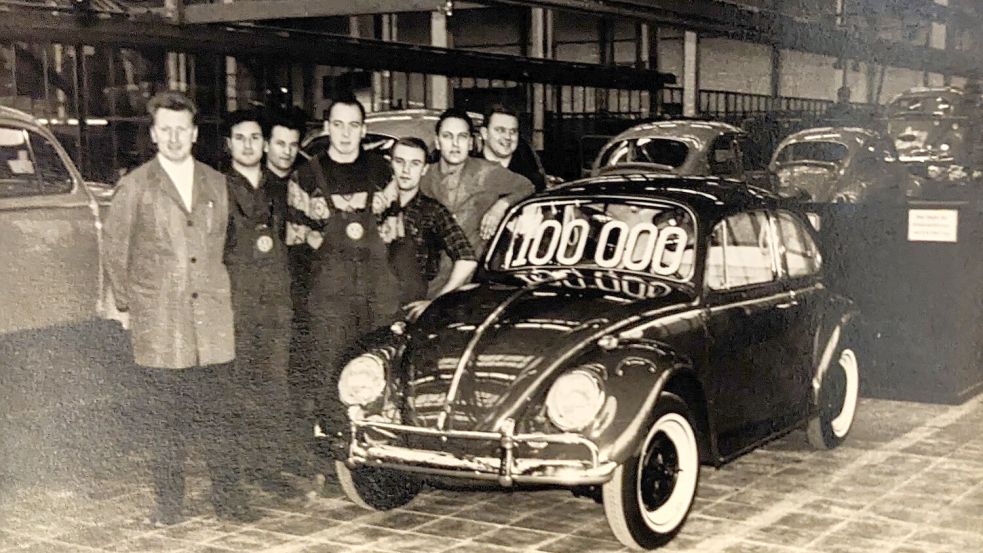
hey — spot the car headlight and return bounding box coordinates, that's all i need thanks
[338,353,386,406]
[545,369,606,432]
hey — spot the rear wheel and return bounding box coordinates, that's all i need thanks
[808,334,860,450]
[602,393,700,550]
[335,461,421,511]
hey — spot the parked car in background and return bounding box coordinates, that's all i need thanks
[770,127,921,203]
[324,175,861,550]
[590,120,771,188]
[0,106,109,335]
[885,86,983,181]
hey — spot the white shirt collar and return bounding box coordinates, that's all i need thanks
[157,154,195,211]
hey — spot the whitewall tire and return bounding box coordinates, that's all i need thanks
[808,339,860,450]
[603,393,700,550]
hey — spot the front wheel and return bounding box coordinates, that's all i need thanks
[602,393,700,550]
[807,332,860,450]
[335,461,421,511]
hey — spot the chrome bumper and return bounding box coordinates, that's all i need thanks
[341,418,617,487]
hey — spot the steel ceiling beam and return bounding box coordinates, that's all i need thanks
[8,10,674,89]
[183,0,483,24]
[474,0,983,78]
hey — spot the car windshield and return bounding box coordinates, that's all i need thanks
[598,138,690,168]
[888,94,959,117]
[487,198,697,282]
[775,141,849,164]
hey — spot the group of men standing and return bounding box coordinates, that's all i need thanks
[103,90,535,525]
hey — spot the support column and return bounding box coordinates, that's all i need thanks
[372,14,396,112]
[430,10,449,110]
[682,30,698,117]
[223,0,236,110]
[530,7,546,150]
[638,22,651,117]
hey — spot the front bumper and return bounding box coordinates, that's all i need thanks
[338,418,618,487]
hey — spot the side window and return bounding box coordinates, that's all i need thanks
[0,127,73,198]
[776,211,822,278]
[706,211,777,290]
[0,127,41,198]
[29,132,74,194]
[709,134,740,177]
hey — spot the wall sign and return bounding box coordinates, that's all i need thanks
[907,209,958,243]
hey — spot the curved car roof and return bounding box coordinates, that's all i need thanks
[0,106,46,127]
[609,120,742,147]
[536,173,776,218]
[777,126,881,148]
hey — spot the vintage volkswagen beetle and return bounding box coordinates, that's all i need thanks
[326,175,861,550]
[0,106,108,335]
[590,120,770,188]
[885,86,983,181]
[770,126,921,203]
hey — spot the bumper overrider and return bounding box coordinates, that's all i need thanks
[341,417,618,487]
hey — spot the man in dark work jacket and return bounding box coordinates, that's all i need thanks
[223,109,300,498]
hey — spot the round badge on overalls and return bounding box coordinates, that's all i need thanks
[256,234,274,253]
[346,221,365,241]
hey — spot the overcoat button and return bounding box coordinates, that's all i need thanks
[191,292,199,299]
[187,220,194,227]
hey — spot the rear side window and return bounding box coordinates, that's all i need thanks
[775,141,849,164]
[706,210,776,290]
[0,126,73,198]
[598,138,689,169]
[776,211,822,278]
[708,134,740,177]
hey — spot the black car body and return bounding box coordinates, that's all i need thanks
[327,175,861,550]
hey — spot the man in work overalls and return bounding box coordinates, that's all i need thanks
[284,96,400,445]
[222,109,301,498]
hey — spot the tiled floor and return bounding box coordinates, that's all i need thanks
[3,396,983,552]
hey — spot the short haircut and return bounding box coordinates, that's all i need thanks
[222,108,263,138]
[146,90,197,119]
[390,136,430,159]
[263,106,308,139]
[483,104,519,127]
[435,107,475,136]
[327,93,366,123]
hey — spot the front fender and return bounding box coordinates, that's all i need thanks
[582,341,693,466]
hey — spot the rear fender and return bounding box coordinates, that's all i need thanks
[810,298,861,405]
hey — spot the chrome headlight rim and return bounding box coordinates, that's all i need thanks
[544,367,606,432]
[338,352,387,407]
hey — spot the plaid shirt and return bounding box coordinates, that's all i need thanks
[403,193,476,282]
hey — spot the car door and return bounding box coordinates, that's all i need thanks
[0,123,101,335]
[703,209,792,457]
[771,210,824,424]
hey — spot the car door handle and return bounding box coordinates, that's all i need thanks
[776,300,799,309]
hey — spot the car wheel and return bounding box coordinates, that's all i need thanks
[335,461,421,511]
[807,336,860,450]
[602,393,700,550]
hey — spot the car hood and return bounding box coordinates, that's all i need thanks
[400,270,696,430]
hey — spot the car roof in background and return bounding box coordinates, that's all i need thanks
[536,173,777,215]
[0,106,45,127]
[610,120,743,145]
[778,126,880,147]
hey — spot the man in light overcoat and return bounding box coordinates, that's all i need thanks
[104,91,256,525]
